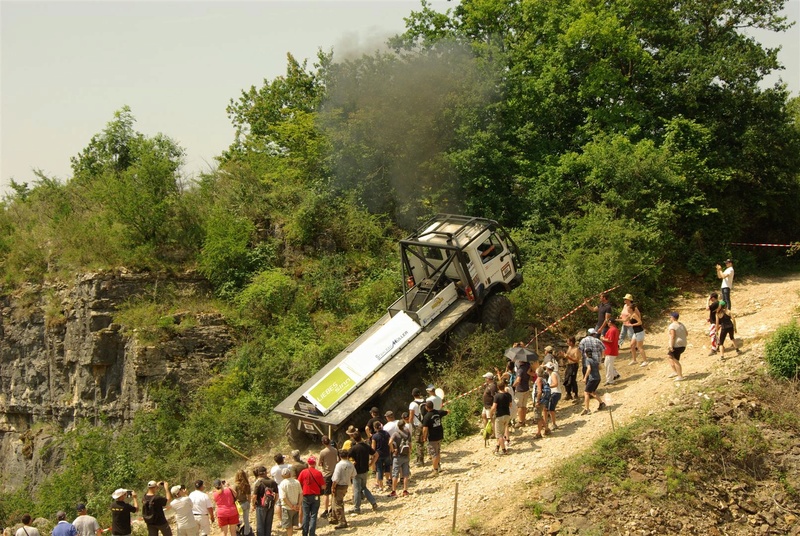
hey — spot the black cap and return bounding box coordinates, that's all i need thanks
[194,479,204,489]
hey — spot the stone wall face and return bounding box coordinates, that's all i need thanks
[0,272,233,490]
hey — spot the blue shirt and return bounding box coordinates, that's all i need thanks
[52,522,78,536]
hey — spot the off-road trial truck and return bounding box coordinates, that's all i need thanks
[274,214,523,446]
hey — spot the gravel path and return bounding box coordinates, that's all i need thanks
[244,274,800,536]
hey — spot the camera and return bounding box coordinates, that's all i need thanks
[127,490,133,497]
[159,481,165,487]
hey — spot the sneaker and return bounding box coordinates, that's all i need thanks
[628,360,637,365]
[614,374,621,380]
[402,490,409,497]
[673,376,684,382]
[640,361,649,367]
[335,523,349,530]
[348,509,361,515]
[371,503,378,512]
[433,469,440,477]
[580,409,590,416]
[668,372,677,378]
[532,433,543,439]
[387,490,397,497]
[708,350,717,356]
[604,381,615,386]
[598,402,606,410]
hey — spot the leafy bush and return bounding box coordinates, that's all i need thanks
[442,398,476,443]
[236,268,298,324]
[765,320,800,380]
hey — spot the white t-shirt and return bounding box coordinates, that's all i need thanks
[382,420,398,436]
[271,463,291,484]
[409,398,425,428]
[16,528,41,536]
[721,266,734,289]
[548,370,562,394]
[426,394,442,410]
[189,490,213,516]
[171,496,199,527]
[73,515,100,536]
[668,322,688,348]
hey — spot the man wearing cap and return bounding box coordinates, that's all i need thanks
[364,407,383,438]
[480,372,497,436]
[382,410,398,437]
[251,467,278,536]
[143,480,173,536]
[278,468,302,536]
[421,400,449,476]
[425,385,442,410]
[716,259,735,310]
[52,511,78,536]
[542,346,559,371]
[388,419,412,496]
[297,456,326,536]
[408,388,427,467]
[489,379,513,455]
[579,329,605,377]
[667,312,688,382]
[189,480,215,536]
[170,485,199,536]
[110,488,138,536]
[348,431,378,514]
[73,504,102,536]
[290,450,308,478]
[600,318,621,385]
[318,436,338,520]
[329,449,356,530]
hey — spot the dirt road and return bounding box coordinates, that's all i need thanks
[264,274,800,535]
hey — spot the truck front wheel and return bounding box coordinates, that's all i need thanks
[285,419,311,449]
[481,294,514,331]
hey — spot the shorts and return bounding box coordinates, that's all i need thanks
[323,475,333,495]
[632,331,645,342]
[585,378,600,393]
[391,456,411,478]
[280,508,298,529]
[376,455,391,479]
[216,514,239,528]
[481,407,492,419]
[514,390,531,408]
[427,440,441,458]
[494,414,511,434]
[547,392,561,411]
[668,347,685,360]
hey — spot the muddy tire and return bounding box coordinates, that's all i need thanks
[480,294,514,331]
[285,419,311,450]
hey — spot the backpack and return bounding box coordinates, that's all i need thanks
[398,431,411,456]
[538,378,551,407]
[142,496,156,523]
[257,479,276,510]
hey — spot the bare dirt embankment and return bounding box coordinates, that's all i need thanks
[249,274,800,535]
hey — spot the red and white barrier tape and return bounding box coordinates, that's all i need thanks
[729,242,798,248]
[526,262,660,344]
[442,384,482,407]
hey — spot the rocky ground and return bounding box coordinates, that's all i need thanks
[245,274,800,535]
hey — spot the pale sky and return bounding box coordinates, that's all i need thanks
[1,0,798,197]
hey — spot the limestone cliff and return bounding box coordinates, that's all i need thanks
[0,271,234,491]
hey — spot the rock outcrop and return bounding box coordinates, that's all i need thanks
[0,271,234,490]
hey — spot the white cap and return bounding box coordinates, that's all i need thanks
[483,372,494,379]
[112,489,128,500]
[147,480,158,488]
[170,485,182,495]
[587,328,597,335]
[545,362,555,369]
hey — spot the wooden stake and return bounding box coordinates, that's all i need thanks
[452,482,459,533]
[219,441,250,460]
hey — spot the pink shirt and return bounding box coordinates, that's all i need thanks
[213,488,238,518]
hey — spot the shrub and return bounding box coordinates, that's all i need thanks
[442,398,477,443]
[236,268,298,324]
[765,320,800,380]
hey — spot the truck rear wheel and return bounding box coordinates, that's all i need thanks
[448,321,478,350]
[285,419,311,450]
[481,294,514,331]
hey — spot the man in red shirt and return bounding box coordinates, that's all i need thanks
[297,456,326,536]
[600,318,621,385]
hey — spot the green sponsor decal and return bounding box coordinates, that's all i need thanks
[308,367,355,410]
